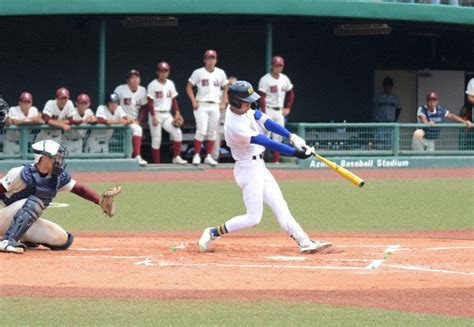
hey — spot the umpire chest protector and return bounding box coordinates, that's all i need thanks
[1,165,71,207]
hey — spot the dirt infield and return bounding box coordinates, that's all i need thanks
[1,231,473,317]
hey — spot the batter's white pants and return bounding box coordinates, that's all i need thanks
[0,199,68,246]
[148,112,183,149]
[266,107,285,143]
[193,102,219,141]
[225,158,310,245]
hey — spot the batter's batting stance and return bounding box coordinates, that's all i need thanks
[0,140,121,254]
[199,81,332,254]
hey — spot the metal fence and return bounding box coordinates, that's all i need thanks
[287,123,474,156]
[0,125,132,160]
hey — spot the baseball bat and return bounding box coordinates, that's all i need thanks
[314,154,365,188]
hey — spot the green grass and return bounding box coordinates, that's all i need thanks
[46,178,474,233]
[0,298,472,326]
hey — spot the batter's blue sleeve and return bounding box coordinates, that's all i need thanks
[253,110,290,138]
[250,134,296,156]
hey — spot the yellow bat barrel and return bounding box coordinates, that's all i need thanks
[314,154,365,188]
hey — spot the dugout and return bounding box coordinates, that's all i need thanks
[0,0,473,161]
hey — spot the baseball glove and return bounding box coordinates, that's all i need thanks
[100,185,122,217]
[172,115,184,127]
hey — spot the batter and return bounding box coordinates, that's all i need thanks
[198,81,332,254]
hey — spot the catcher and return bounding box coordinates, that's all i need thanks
[146,62,187,164]
[0,140,121,254]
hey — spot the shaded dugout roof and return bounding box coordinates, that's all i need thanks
[0,0,473,26]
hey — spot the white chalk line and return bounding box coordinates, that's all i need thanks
[264,256,307,262]
[365,245,400,270]
[71,248,113,252]
[425,246,474,251]
[385,264,474,276]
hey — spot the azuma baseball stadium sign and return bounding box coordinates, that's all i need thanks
[300,156,474,169]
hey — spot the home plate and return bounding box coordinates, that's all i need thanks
[265,256,307,262]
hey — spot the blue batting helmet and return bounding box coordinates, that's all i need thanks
[228,81,260,109]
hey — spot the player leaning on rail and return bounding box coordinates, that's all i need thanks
[198,81,332,254]
[0,138,121,254]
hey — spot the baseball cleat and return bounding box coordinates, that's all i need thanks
[204,154,218,167]
[299,240,333,254]
[134,155,148,167]
[192,154,201,166]
[198,227,215,252]
[172,155,188,165]
[0,239,26,254]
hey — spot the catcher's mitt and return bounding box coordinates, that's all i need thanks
[100,185,122,217]
[172,115,184,127]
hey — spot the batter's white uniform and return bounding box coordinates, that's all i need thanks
[4,106,40,155]
[0,166,74,246]
[86,105,127,153]
[188,67,228,141]
[62,108,95,153]
[223,108,311,244]
[258,73,293,142]
[36,100,75,143]
[114,84,147,137]
[147,79,183,149]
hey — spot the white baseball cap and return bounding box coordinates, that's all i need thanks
[466,78,474,96]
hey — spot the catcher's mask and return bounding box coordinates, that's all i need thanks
[32,140,69,176]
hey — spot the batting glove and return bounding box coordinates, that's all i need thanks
[295,146,315,159]
[290,133,307,150]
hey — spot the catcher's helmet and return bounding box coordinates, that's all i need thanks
[107,93,120,103]
[32,140,68,175]
[228,81,260,109]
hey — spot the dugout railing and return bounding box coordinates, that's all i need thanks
[0,124,132,160]
[287,123,474,157]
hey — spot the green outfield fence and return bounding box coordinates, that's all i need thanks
[287,123,474,157]
[0,125,132,160]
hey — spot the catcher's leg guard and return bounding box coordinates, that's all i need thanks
[4,195,44,242]
[41,232,74,251]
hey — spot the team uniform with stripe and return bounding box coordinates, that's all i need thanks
[4,106,40,154]
[86,105,127,153]
[36,100,75,143]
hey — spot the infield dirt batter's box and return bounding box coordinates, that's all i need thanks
[300,157,474,169]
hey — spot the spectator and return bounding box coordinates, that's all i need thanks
[412,92,471,151]
[147,62,187,165]
[114,69,148,166]
[62,94,97,153]
[459,78,474,150]
[213,76,237,161]
[86,93,128,154]
[186,49,229,166]
[36,87,74,143]
[258,56,295,163]
[4,92,42,154]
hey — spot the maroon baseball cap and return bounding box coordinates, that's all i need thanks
[426,92,438,101]
[203,49,217,59]
[127,69,141,78]
[76,93,91,104]
[56,87,70,99]
[156,62,170,72]
[19,92,33,102]
[271,56,285,66]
